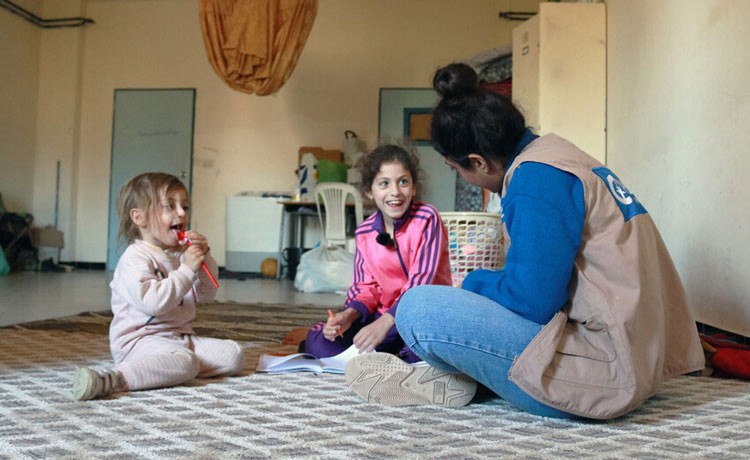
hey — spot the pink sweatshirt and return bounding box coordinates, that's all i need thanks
[108,240,218,363]
[345,201,452,321]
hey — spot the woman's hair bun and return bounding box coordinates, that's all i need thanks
[433,63,479,99]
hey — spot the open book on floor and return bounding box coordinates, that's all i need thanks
[257,344,430,374]
[256,344,362,374]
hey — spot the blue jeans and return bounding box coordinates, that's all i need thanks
[396,285,575,418]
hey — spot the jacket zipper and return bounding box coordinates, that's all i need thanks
[393,237,408,278]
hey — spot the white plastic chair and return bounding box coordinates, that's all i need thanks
[314,182,364,248]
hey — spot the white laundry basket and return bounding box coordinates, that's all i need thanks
[440,212,505,287]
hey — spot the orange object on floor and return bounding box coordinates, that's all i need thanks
[282,327,310,346]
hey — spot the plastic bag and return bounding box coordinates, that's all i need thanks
[0,249,9,276]
[294,244,354,293]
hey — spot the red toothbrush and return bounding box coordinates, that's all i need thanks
[178,230,219,288]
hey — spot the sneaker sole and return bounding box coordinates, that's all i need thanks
[345,352,476,408]
[72,367,97,401]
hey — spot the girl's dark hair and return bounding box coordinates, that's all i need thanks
[430,63,526,168]
[359,144,421,195]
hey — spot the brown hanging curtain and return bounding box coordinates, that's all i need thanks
[199,0,318,96]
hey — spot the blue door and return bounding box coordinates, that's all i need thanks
[106,89,195,270]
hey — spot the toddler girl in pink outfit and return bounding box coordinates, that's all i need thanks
[72,172,244,400]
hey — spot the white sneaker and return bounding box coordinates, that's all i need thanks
[345,352,476,408]
[72,367,124,401]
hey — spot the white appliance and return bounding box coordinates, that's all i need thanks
[225,194,284,272]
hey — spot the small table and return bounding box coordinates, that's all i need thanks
[275,200,360,279]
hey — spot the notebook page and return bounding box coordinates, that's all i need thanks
[319,344,363,372]
[256,353,321,373]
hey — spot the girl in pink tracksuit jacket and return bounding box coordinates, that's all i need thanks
[300,145,453,362]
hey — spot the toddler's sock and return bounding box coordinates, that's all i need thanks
[72,367,125,400]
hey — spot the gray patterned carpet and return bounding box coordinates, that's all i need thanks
[2,302,750,460]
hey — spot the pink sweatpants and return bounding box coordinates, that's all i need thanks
[115,333,245,391]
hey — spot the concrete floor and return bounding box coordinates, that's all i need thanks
[0,270,343,327]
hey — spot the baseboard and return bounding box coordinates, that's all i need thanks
[60,261,106,270]
[219,267,268,280]
[697,322,749,346]
[225,250,278,273]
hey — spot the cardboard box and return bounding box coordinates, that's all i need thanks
[298,147,343,165]
[32,227,64,248]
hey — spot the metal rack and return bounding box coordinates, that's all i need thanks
[0,0,94,28]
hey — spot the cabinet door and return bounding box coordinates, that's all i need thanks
[539,3,606,163]
[512,3,606,164]
[512,14,541,132]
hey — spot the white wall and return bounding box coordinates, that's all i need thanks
[32,0,85,260]
[29,0,537,264]
[607,0,750,335]
[0,0,42,213]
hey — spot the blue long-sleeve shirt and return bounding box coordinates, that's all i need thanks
[461,133,586,324]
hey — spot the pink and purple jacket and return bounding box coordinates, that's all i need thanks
[345,201,452,321]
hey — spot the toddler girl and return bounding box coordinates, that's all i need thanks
[72,172,245,400]
[300,145,455,362]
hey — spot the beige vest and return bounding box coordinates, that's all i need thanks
[505,134,705,419]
